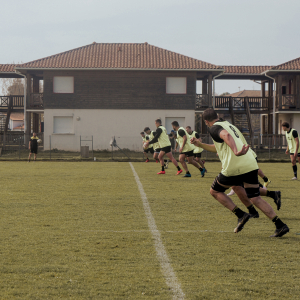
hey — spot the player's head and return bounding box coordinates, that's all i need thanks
[33,132,37,136]
[144,127,151,134]
[140,131,145,137]
[203,108,218,127]
[171,121,179,130]
[282,122,289,131]
[185,126,192,134]
[155,119,162,128]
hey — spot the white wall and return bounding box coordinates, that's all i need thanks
[44,109,195,151]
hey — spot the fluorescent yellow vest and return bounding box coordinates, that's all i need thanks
[149,131,159,150]
[213,121,258,176]
[157,126,171,148]
[142,135,152,148]
[176,127,194,152]
[286,129,300,154]
[189,131,203,154]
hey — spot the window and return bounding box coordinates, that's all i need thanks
[53,76,74,93]
[53,116,73,134]
[166,77,187,94]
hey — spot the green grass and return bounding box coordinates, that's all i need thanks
[0,161,299,299]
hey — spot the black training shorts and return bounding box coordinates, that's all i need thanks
[194,152,202,158]
[154,148,161,153]
[145,148,154,154]
[216,169,259,188]
[160,146,172,154]
[181,150,194,157]
[30,147,38,154]
[290,153,300,157]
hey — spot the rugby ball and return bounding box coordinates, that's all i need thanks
[37,139,42,144]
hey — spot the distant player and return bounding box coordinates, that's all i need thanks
[144,127,161,164]
[191,108,289,237]
[185,126,206,176]
[28,132,39,162]
[171,121,204,177]
[140,131,153,162]
[144,119,182,175]
[282,122,300,180]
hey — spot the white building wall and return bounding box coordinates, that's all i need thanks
[277,113,300,134]
[44,109,195,151]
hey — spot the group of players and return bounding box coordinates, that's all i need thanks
[140,109,295,238]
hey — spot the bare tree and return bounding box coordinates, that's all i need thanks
[1,78,25,95]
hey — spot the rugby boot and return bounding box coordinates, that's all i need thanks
[234,213,250,233]
[273,191,281,211]
[270,224,289,237]
[157,171,165,175]
[176,169,183,175]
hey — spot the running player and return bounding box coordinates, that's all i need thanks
[28,132,39,162]
[282,122,300,180]
[140,132,153,162]
[185,126,206,176]
[171,121,204,177]
[191,108,289,237]
[144,119,182,175]
[144,127,161,164]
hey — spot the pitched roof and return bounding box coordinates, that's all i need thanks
[222,66,273,74]
[271,57,300,70]
[0,64,19,73]
[227,90,269,97]
[16,43,221,70]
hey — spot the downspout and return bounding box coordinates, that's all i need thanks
[15,71,27,139]
[213,71,224,109]
[263,72,276,134]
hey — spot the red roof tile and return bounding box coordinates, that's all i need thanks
[222,66,273,74]
[16,43,221,70]
[0,64,19,73]
[271,57,300,70]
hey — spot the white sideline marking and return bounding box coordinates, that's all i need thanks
[80,230,231,233]
[129,162,185,300]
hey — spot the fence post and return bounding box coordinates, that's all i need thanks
[92,135,93,159]
[49,135,51,160]
[268,135,271,160]
[19,136,21,160]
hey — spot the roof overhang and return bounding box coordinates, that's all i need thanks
[0,72,24,79]
[218,73,269,80]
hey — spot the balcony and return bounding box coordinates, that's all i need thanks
[276,94,300,110]
[29,93,44,109]
[0,95,24,112]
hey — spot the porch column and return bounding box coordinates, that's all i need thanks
[208,74,212,107]
[278,75,282,110]
[296,75,300,109]
[32,113,39,133]
[261,81,266,97]
[25,74,32,146]
[202,77,207,94]
[268,80,273,110]
[33,77,39,93]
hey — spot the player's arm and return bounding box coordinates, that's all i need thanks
[178,130,186,153]
[219,129,249,156]
[147,128,162,146]
[191,138,217,153]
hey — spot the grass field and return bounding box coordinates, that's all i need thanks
[0,161,299,299]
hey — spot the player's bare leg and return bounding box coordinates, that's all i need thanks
[195,157,205,169]
[179,154,188,172]
[188,156,201,170]
[34,154,37,161]
[233,186,259,217]
[210,188,237,211]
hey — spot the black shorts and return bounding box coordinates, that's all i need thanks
[194,152,202,158]
[214,169,259,189]
[160,146,172,154]
[144,148,154,154]
[154,148,161,153]
[181,150,194,157]
[290,153,300,157]
[30,148,38,154]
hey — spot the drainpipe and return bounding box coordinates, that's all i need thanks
[15,70,27,141]
[213,71,224,109]
[263,73,276,134]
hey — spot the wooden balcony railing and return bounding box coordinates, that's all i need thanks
[277,94,298,110]
[196,94,209,109]
[29,93,43,109]
[0,95,24,108]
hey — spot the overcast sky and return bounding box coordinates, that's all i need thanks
[1,0,299,94]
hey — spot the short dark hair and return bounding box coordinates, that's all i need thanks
[155,119,162,124]
[282,122,289,128]
[171,121,179,127]
[203,108,218,122]
[144,127,150,132]
[140,132,145,135]
[186,126,191,129]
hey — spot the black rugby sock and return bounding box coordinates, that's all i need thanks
[293,165,297,177]
[272,216,285,229]
[162,166,165,171]
[232,206,245,218]
[263,176,268,182]
[266,191,276,199]
[177,166,181,171]
[247,204,258,215]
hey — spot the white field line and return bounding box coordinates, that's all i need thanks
[129,162,185,300]
[79,230,231,233]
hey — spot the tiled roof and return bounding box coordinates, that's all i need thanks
[222,66,273,74]
[0,64,19,73]
[271,57,300,70]
[16,43,221,70]
[227,90,269,97]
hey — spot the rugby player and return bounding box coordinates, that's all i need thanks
[282,122,300,179]
[140,132,153,162]
[191,108,289,237]
[28,132,39,162]
[144,119,182,175]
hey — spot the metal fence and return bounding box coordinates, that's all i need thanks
[0,133,291,161]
